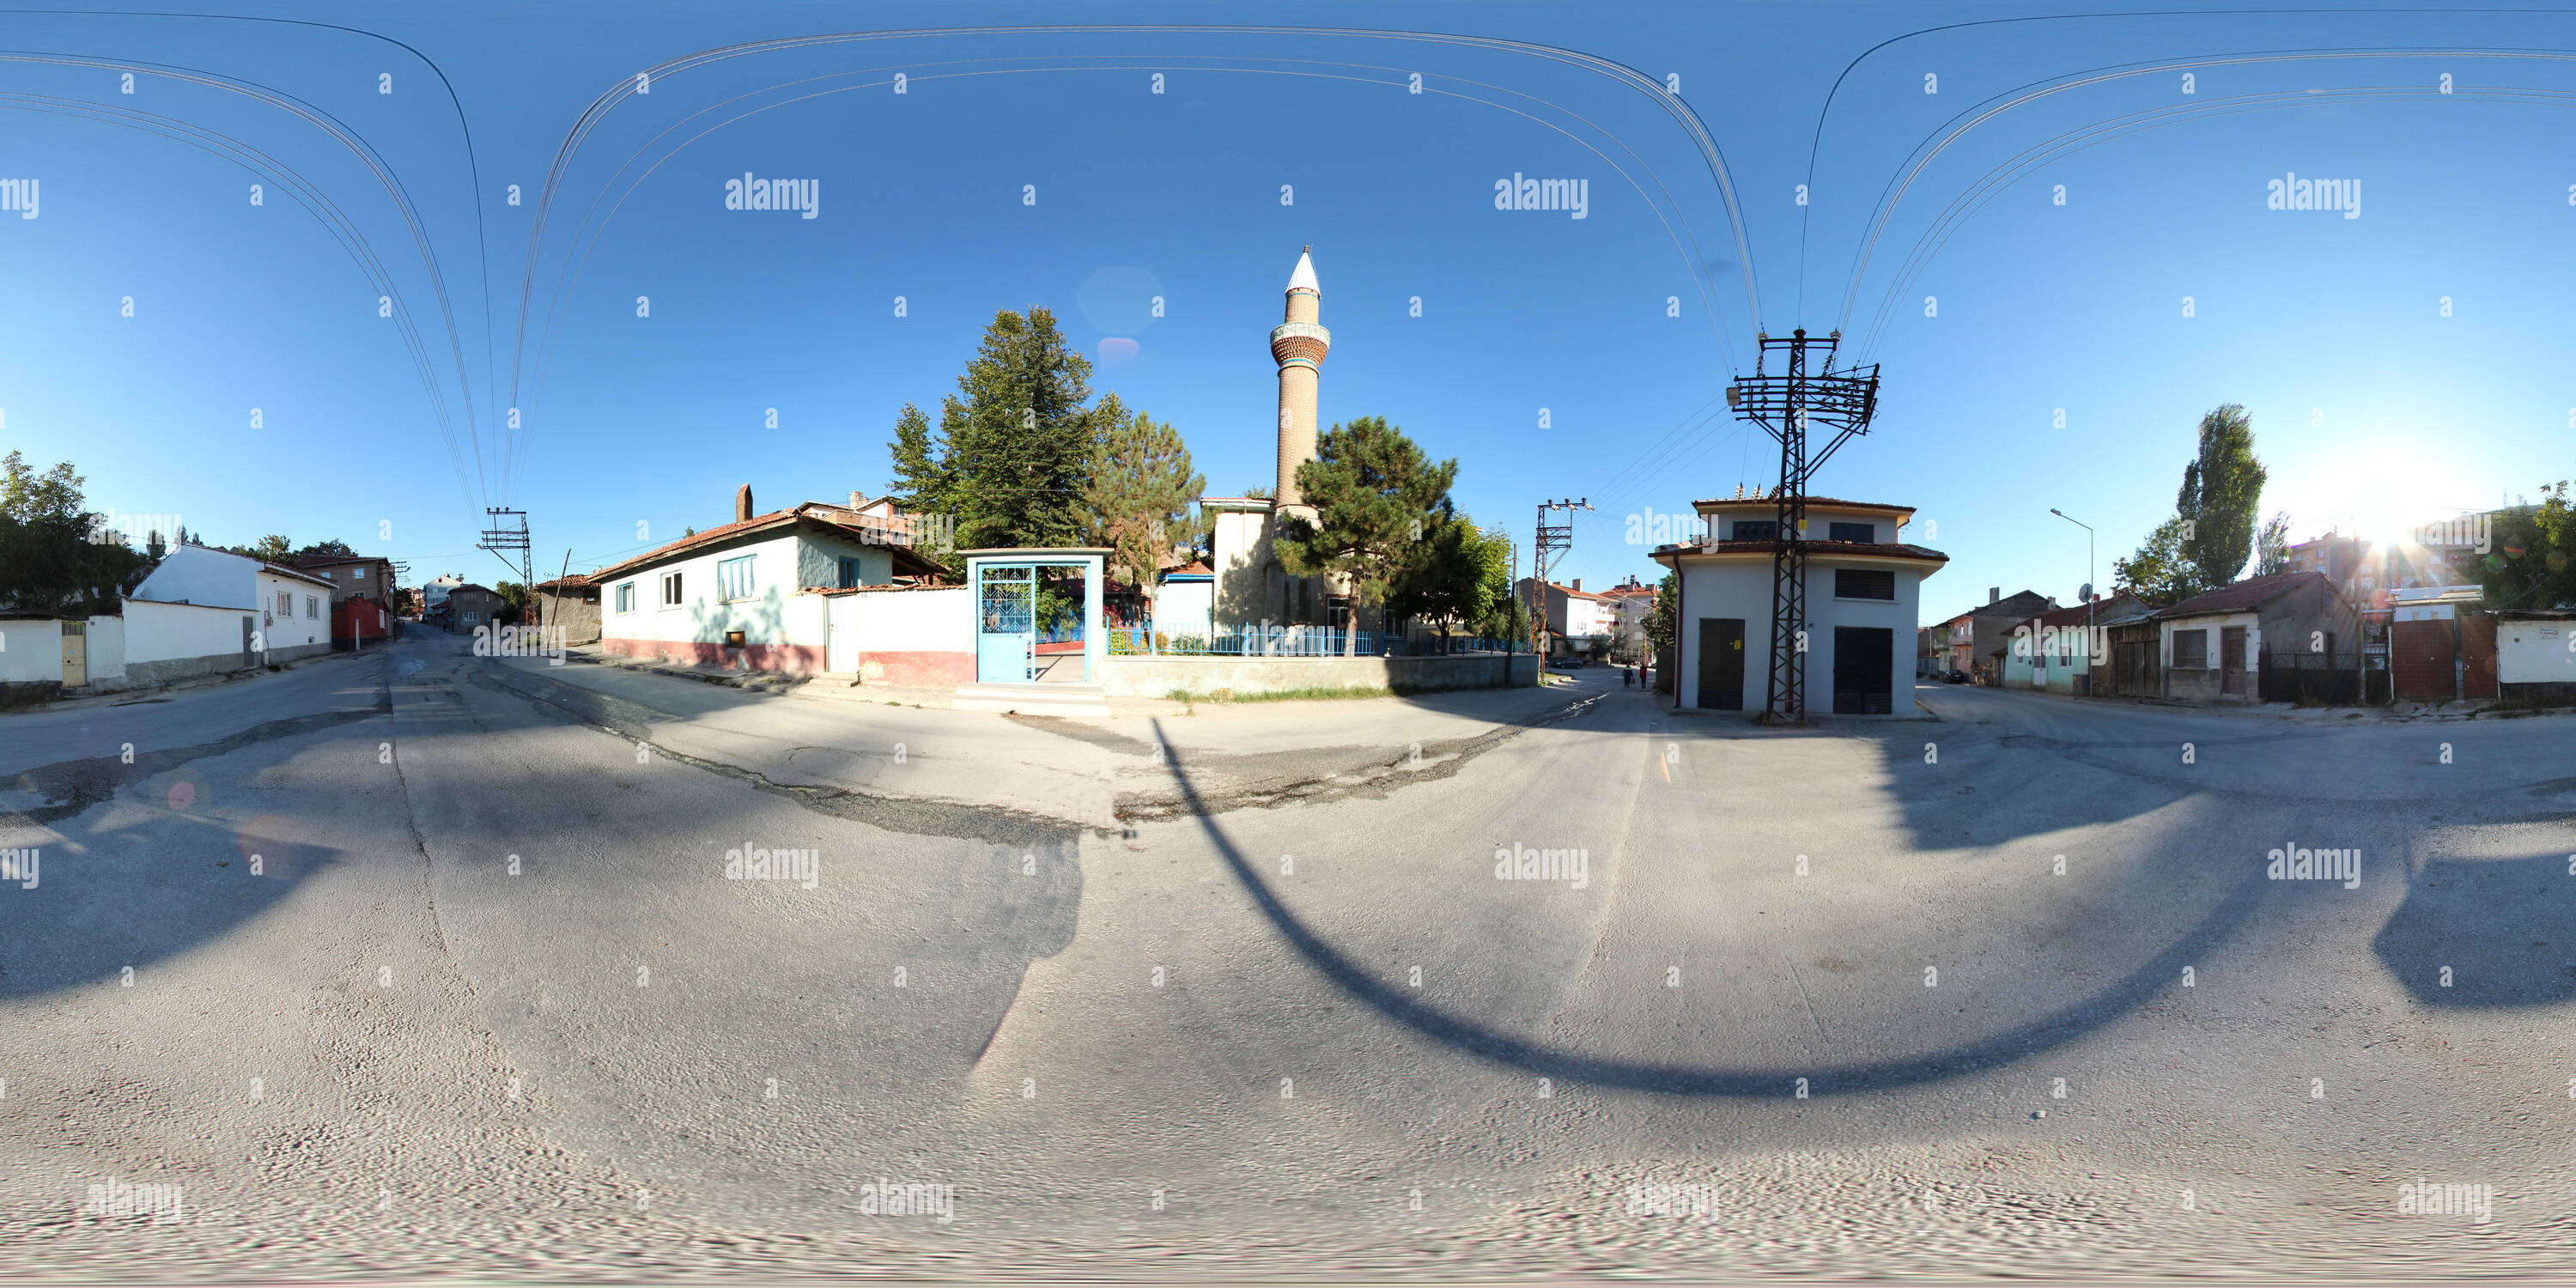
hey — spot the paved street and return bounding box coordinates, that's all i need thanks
[4,635,2573,1276]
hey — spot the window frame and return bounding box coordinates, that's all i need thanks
[717,554,757,603]
[2172,628,2209,670]
[659,570,683,608]
[1832,568,1896,601]
[1729,519,1781,543]
[1826,520,1875,544]
[307,595,319,618]
[836,556,861,590]
[615,582,635,615]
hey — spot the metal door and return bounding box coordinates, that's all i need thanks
[1832,626,1895,714]
[1696,617,1744,710]
[2221,626,2248,696]
[242,616,257,668]
[975,565,1036,683]
[60,622,87,687]
[826,594,860,674]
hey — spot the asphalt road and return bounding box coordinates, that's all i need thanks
[4,635,2573,1277]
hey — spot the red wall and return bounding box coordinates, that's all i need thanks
[600,637,827,674]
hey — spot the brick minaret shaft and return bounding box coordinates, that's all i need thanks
[1270,246,1330,510]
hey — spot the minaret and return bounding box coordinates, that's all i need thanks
[1270,246,1330,509]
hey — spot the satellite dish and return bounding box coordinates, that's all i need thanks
[2079,582,2094,602]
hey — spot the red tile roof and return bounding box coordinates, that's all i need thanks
[590,503,950,583]
[2152,571,2334,620]
[1691,495,1917,515]
[1653,539,1948,564]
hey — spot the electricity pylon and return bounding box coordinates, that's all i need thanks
[1724,330,1880,723]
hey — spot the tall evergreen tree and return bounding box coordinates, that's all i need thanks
[885,401,947,511]
[937,307,1099,550]
[1274,416,1459,655]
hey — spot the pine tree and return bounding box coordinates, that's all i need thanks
[886,401,947,510]
[939,308,1100,550]
[1274,416,1459,654]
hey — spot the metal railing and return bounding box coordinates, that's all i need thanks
[1107,625,1527,657]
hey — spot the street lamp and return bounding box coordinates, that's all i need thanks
[2050,507,2094,692]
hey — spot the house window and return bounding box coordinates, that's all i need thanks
[1833,568,1895,600]
[307,596,319,618]
[1828,521,1874,544]
[718,555,756,602]
[616,582,635,614]
[659,570,683,607]
[2173,628,2209,669]
[1730,519,1779,542]
[276,590,292,616]
[837,556,860,590]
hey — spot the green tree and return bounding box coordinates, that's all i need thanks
[495,581,529,624]
[2112,515,2196,604]
[0,452,149,616]
[1274,416,1459,655]
[937,307,1101,549]
[886,401,948,510]
[1646,570,1678,659]
[2253,512,2293,576]
[298,538,358,559]
[2482,482,2576,611]
[1082,404,1203,588]
[2175,404,2268,589]
[1385,507,1504,643]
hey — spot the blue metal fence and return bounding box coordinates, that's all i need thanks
[1107,625,1516,657]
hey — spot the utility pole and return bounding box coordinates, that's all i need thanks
[2050,507,2094,694]
[1533,498,1589,660]
[1725,329,1881,723]
[477,507,532,626]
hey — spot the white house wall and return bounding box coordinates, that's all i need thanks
[131,545,257,609]
[1674,556,1924,714]
[2498,619,2576,684]
[599,529,900,672]
[254,570,332,661]
[0,621,64,683]
[123,599,259,684]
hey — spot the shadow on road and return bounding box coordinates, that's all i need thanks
[2372,850,2576,1007]
[1149,715,2280,1097]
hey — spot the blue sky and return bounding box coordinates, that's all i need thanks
[1,1,2567,621]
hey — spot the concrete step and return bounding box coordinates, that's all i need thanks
[952,683,1110,716]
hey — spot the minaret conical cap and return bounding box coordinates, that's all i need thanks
[1286,247,1319,295]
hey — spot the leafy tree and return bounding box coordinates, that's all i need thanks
[1274,416,1459,655]
[495,581,529,624]
[2174,404,2268,589]
[1385,507,1502,643]
[0,452,149,615]
[2482,481,2576,610]
[1082,404,1203,588]
[2112,515,2196,604]
[298,538,358,558]
[2253,512,2293,576]
[1646,570,1679,659]
[235,534,295,564]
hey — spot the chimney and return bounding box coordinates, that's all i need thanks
[736,484,754,523]
[1571,578,1582,592]
[1988,586,2000,605]
[848,490,865,512]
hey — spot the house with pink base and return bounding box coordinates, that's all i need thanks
[591,489,949,674]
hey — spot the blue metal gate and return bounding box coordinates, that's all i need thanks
[975,564,1035,683]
